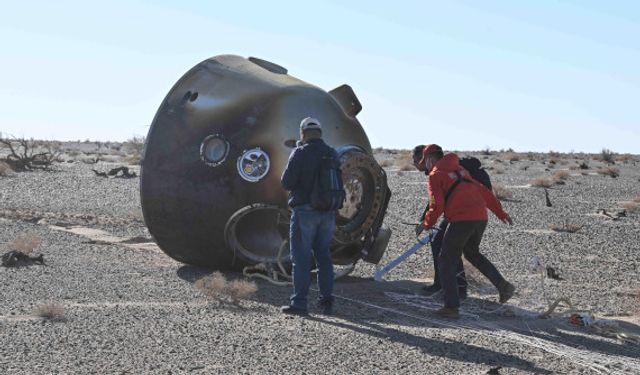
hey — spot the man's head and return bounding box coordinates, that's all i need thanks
[412,145,426,171]
[418,144,444,172]
[299,117,322,142]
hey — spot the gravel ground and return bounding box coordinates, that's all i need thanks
[1,154,639,374]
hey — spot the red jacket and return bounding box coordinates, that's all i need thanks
[422,153,508,228]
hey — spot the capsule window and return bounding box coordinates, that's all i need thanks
[200,134,229,167]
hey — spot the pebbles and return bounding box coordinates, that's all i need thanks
[1,156,639,374]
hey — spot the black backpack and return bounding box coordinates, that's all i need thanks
[310,149,346,211]
[445,157,493,202]
[459,156,492,190]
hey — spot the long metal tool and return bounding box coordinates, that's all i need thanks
[373,230,435,281]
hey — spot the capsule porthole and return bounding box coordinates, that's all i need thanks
[200,134,229,167]
[237,148,270,182]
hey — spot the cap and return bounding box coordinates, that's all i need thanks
[300,117,322,131]
[418,144,443,168]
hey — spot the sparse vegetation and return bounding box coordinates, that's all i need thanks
[621,200,640,213]
[553,170,569,182]
[530,177,554,188]
[33,303,66,321]
[503,153,520,162]
[597,167,619,178]
[0,137,62,171]
[493,183,513,201]
[549,222,583,233]
[195,272,257,305]
[596,148,616,164]
[5,233,42,255]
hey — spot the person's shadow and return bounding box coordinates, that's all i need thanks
[177,265,640,374]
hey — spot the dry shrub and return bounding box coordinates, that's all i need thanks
[503,153,520,162]
[378,159,393,168]
[395,152,415,171]
[0,161,12,176]
[195,272,257,304]
[124,154,142,165]
[553,171,569,181]
[549,222,583,233]
[548,150,561,158]
[621,201,640,213]
[597,167,620,178]
[596,148,616,164]
[530,177,553,188]
[633,196,640,203]
[6,233,41,255]
[493,184,513,201]
[493,167,504,175]
[616,154,634,163]
[33,303,65,321]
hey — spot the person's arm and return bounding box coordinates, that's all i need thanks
[281,148,303,191]
[474,180,512,224]
[422,173,445,228]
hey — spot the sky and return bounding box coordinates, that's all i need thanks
[0,0,638,152]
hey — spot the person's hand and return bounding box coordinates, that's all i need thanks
[415,223,426,237]
[502,213,513,225]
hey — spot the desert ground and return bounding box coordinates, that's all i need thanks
[1,141,639,374]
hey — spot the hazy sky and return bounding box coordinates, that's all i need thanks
[1,1,638,152]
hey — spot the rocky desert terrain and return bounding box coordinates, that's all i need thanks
[1,142,639,374]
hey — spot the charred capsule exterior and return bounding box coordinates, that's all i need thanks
[141,55,391,269]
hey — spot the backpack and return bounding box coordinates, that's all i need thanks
[310,149,346,211]
[445,157,493,202]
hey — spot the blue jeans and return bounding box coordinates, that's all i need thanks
[289,204,335,309]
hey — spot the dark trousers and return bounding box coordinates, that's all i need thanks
[431,220,467,293]
[439,220,506,308]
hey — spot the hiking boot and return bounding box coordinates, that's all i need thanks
[421,284,441,296]
[318,300,333,315]
[498,281,516,304]
[434,307,460,319]
[281,305,308,316]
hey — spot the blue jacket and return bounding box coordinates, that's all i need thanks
[281,138,338,208]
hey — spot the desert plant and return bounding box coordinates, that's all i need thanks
[503,153,519,162]
[597,167,619,178]
[530,177,553,188]
[597,148,616,164]
[548,150,561,158]
[493,183,513,201]
[6,233,41,255]
[0,137,62,171]
[378,159,393,168]
[553,170,569,182]
[616,154,634,163]
[195,272,257,305]
[0,161,12,176]
[549,222,583,233]
[621,201,640,213]
[33,303,65,321]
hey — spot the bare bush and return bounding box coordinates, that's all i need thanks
[378,159,393,168]
[503,153,520,162]
[530,177,553,188]
[6,233,41,255]
[122,135,145,165]
[553,170,569,183]
[549,222,583,233]
[597,167,619,178]
[33,303,66,321]
[0,137,62,171]
[493,184,513,201]
[597,148,616,164]
[195,272,257,305]
[621,201,640,213]
[616,154,634,163]
[0,161,12,176]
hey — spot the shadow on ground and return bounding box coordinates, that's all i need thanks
[177,265,640,374]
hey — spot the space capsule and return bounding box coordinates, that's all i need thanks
[140,55,391,270]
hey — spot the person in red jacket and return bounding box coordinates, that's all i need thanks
[415,144,516,318]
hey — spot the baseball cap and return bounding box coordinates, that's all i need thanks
[300,117,322,131]
[418,144,443,168]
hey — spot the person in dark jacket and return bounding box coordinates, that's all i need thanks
[280,117,337,316]
[412,145,468,299]
[416,144,515,318]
